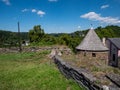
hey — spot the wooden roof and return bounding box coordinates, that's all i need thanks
[76,28,108,52]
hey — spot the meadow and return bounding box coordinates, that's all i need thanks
[0,51,84,90]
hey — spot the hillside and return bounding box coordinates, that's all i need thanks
[0,30,28,47]
[0,25,120,49]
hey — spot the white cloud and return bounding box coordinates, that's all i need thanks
[32,9,37,13]
[101,4,109,9]
[22,8,28,12]
[78,26,81,29]
[48,0,57,2]
[2,0,11,5]
[80,12,120,24]
[22,8,45,17]
[37,10,46,17]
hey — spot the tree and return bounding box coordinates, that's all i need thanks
[29,25,45,42]
[58,34,71,45]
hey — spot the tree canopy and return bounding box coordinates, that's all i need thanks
[29,25,45,42]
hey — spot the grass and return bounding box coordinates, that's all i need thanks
[0,51,84,90]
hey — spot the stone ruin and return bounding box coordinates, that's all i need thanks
[48,46,72,58]
[0,46,72,55]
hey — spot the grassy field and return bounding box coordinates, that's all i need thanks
[0,51,84,90]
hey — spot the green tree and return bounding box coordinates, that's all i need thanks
[58,34,71,45]
[29,25,45,42]
[40,34,56,45]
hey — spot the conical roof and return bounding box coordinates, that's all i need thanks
[76,28,108,52]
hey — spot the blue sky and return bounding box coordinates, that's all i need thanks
[0,0,120,33]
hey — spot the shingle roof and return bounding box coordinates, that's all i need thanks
[76,28,108,52]
[108,38,120,49]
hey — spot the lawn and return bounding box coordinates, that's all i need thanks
[0,51,84,90]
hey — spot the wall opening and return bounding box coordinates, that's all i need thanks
[113,54,115,61]
[92,53,96,57]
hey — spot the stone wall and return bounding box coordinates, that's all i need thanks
[53,56,120,90]
[77,51,108,61]
[0,46,72,55]
[53,55,104,90]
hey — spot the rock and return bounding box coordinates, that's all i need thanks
[48,49,57,58]
[103,85,109,90]
[58,51,62,56]
[106,73,120,87]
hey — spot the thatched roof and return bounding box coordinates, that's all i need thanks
[76,28,108,52]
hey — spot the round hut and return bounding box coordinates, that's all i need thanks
[76,28,108,59]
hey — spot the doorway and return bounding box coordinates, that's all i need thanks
[112,54,118,67]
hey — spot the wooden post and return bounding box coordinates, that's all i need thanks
[18,22,22,52]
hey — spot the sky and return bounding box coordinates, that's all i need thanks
[0,0,120,33]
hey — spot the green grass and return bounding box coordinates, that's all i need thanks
[0,51,84,90]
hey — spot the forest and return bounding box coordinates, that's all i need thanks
[0,25,120,52]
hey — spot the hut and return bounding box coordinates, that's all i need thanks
[76,28,108,59]
[107,38,120,68]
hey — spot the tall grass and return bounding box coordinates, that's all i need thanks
[0,51,84,90]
